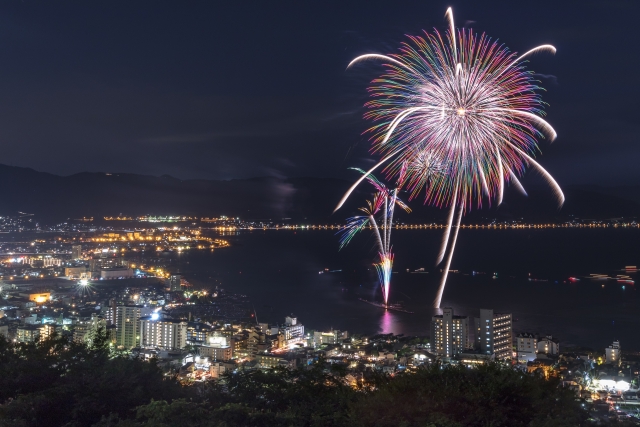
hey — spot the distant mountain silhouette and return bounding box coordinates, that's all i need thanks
[0,164,637,223]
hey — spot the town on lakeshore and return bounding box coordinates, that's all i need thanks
[4,1,640,425]
[0,214,638,424]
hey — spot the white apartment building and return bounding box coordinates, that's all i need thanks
[111,305,151,349]
[516,332,537,363]
[313,329,347,347]
[430,307,470,357]
[198,334,233,361]
[280,316,304,346]
[537,335,559,355]
[16,325,41,343]
[139,314,187,350]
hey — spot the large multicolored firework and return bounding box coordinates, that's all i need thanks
[338,169,410,306]
[335,8,563,308]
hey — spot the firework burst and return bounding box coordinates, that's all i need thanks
[335,8,562,308]
[338,169,410,306]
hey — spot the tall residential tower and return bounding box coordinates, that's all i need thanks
[430,307,470,357]
[475,308,513,361]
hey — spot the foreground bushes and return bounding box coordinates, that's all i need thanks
[0,333,599,426]
[100,364,588,427]
[0,331,184,427]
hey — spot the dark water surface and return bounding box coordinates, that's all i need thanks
[172,228,640,351]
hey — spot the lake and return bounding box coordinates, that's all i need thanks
[168,227,640,351]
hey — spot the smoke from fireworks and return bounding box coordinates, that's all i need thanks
[336,8,562,308]
[338,169,410,306]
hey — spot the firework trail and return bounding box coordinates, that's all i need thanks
[338,169,411,306]
[335,8,562,308]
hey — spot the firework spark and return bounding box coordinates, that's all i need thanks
[338,169,410,306]
[336,8,562,308]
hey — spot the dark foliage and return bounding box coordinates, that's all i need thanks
[0,329,185,427]
[352,363,587,427]
[95,363,594,427]
[0,334,626,427]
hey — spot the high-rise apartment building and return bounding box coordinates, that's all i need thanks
[71,245,82,260]
[139,315,187,350]
[430,307,470,357]
[111,305,150,349]
[39,324,56,341]
[169,275,182,292]
[475,309,513,361]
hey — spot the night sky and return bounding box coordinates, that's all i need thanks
[0,0,637,186]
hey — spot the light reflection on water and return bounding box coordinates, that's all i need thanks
[379,310,396,335]
[173,228,640,350]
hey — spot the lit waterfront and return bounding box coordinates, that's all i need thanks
[0,225,638,351]
[168,227,640,351]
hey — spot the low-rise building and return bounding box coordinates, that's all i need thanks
[23,314,38,324]
[605,340,620,365]
[101,268,134,280]
[65,266,87,279]
[186,322,213,345]
[16,325,41,343]
[257,353,286,369]
[537,335,559,355]
[199,345,233,361]
[209,362,227,379]
[516,332,537,363]
[313,329,347,347]
[596,374,630,392]
[280,316,304,347]
[198,334,233,361]
[455,351,496,366]
[19,292,50,304]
